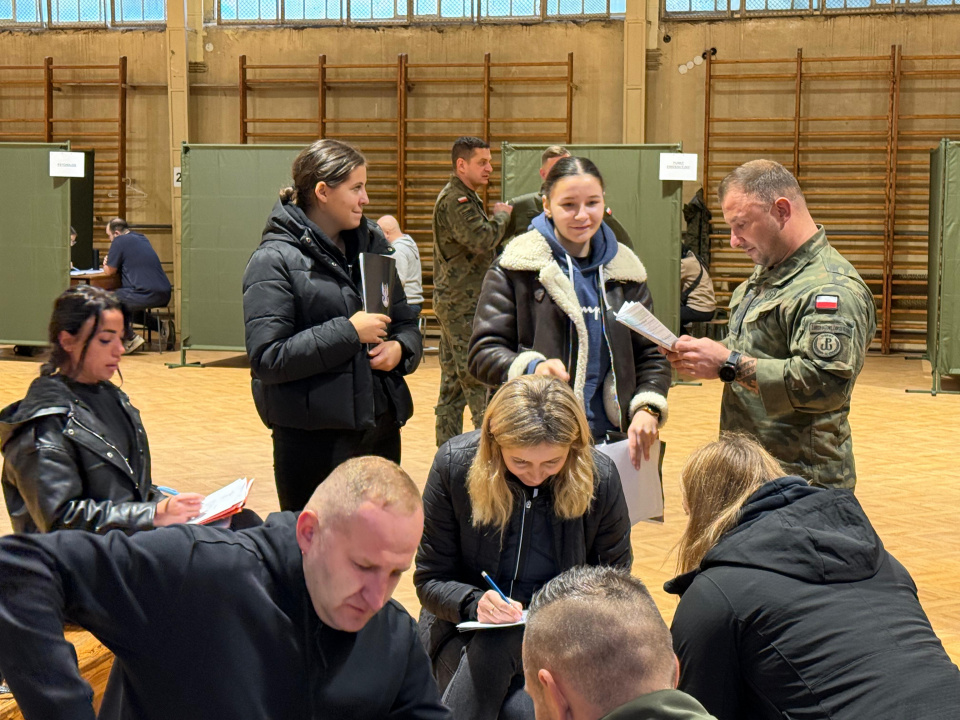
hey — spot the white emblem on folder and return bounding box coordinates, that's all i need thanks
[381,282,390,308]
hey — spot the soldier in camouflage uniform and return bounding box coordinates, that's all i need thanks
[664,160,876,489]
[433,137,513,446]
[503,146,635,250]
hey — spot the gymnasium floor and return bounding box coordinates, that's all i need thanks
[0,347,957,663]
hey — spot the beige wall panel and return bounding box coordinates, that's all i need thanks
[646,13,960,199]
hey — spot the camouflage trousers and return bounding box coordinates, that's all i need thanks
[435,308,488,447]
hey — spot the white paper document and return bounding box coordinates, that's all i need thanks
[457,610,528,632]
[615,302,678,351]
[596,439,664,525]
[188,477,253,525]
[69,268,104,276]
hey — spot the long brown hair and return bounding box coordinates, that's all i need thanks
[676,433,785,574]
[42,285,129,378]
[467,375,595,534]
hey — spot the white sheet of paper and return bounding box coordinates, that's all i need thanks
[188,477,252,525]
[659,152,698,181]
[615,302,678,351]
[457,610,528,632]
[69,268,103,276]
[596,440,664,525]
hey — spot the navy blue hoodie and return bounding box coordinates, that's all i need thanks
[530,214,619,437]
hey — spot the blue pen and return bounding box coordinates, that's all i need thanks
[480,571,511,605]
[155,486,179,496]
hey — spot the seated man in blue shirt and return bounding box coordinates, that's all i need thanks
[102,218,172,352]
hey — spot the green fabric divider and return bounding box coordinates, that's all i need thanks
[0,142,71,346]
[180,144,304,351]
[927,139,960,377]
[500,143,683,335]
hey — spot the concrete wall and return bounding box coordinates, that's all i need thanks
[644,12,960,201]
[0,21,623,265]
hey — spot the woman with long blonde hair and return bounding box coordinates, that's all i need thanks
[665,433,960,720]
[414,374,632,720]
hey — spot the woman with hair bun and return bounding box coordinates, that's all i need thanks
[0,285,204,533]
[242,138,422,512]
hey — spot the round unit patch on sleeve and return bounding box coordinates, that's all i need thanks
[813,332,842,359]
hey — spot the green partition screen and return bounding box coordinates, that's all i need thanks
[0,142,71,346]
[501,143,683,335]
[180,144,303,351]
[926,139,960,388]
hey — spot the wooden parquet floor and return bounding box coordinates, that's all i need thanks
[1,348,958,662]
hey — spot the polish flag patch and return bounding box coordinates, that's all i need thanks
[815,295,839,311]
[457,196,469,203]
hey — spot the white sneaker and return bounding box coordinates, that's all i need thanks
[124,334,145,354]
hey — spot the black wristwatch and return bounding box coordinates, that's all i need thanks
[718,351,742,384]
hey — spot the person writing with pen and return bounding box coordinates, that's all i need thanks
[414,375,632,720]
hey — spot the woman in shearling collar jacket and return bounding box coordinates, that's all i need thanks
[468,156,671,468]
[1,286,203,534]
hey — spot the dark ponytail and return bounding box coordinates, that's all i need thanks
[42,286,129,377]
[542,156,605,199]
[279,139,367,208]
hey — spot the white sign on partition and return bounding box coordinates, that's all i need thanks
[659,153,698,182]
[173,166,182,187]
[49,151,85,178]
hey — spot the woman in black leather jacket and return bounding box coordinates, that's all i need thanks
[242,139,422,512]
[0,286,203,534]
[414,375,632,720]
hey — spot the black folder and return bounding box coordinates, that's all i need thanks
[359,252,397,316]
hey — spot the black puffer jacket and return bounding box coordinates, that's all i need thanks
[468,230,672,430]
[242,201,422,431]
[666,477,960,720]
[0,375,161,534]
[413,430,633,660]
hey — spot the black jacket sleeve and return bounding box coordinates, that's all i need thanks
[0,530,188,719]
[243,245,363,385]
[413,444,483,624]
[623,280,673,408]
[671,575,744,720]
[468,263,524,387]
[387,615,453,719]
[586,454,634,569]
[4,418,156,534]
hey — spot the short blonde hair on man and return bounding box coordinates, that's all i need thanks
[540,145,570,166]
[717,159,806,207]
[676,433,786,574]
[467,375,595,533]
[305,456,421,525]
[523,566,676,713]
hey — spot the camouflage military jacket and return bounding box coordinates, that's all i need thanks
[432,175,509,315]
[720,227,876,489]
[503,191,635,250]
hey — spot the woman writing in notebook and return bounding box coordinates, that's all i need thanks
[242,139,422,512]
[468,156,671,468]
[414,375,632,720]
[0,285,204,533]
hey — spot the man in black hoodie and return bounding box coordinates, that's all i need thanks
[0,456,450,720]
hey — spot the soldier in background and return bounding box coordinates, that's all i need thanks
[432,137,513,446]
[503,145,634,249]
[663,160,876,489]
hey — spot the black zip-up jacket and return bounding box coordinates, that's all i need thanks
[413,430,633,662]
[0,512,450,720]
[242,200,422,431]
[665,477,960,720]
[0,374,161,534]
